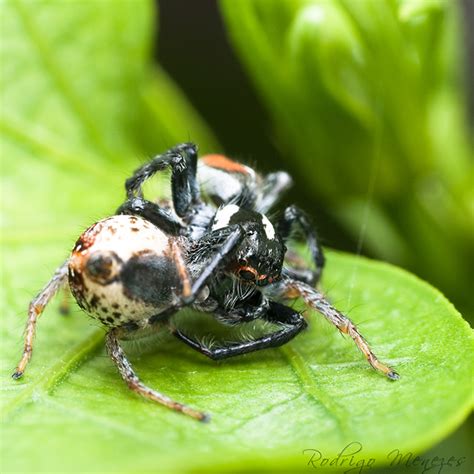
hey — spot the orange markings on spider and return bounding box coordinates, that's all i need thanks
[201,154,250,174]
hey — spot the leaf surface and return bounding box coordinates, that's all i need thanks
[1,1,472,473]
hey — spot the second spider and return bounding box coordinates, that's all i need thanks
[14,143,399,422]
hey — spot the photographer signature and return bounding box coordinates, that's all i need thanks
[303,442,467,474]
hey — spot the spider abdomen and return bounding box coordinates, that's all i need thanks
[68,215,181,328]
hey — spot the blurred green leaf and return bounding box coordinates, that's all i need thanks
[220,0,474,314]
[1,1,473,473]
[0,0,218,236]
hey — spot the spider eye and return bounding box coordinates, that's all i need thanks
[238,258,247,266]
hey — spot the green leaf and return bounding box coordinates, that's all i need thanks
[1,0,218,237]
[2,246,473,472]
[1,1,472,473]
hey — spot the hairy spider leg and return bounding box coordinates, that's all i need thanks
[278,279,399,380]
[173,301,307,360]
[117,197,183,236]
[277,205,325,286]
[106,329,209,422]
[183,225,244,305]
[256,171,293,213]
[125,142,200,217]
[282,250,320,286]
[12,260,69,379]
[59,285,71,316]
[103,225,250,420]
[147,225,244,312]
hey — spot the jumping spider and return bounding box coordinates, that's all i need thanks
[13,143,399,422]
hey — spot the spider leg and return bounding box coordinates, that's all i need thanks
[269,278,399,380]
[125,142,200,217]
[256,171,293,213]
[183,225,244,305]
[172,300,307,360]
[12,260,69,379]
[117,196,183,235]
[144,226,244,326]
[277,205,325,285]
[58,286,71,315]
[282,249,320,286]
[106,329,209,422]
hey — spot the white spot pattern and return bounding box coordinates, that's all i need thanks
[261,214,275,240]
[212,204,240,231]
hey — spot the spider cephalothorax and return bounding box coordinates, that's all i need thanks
[13,143,399,422]
[209,205,285,285]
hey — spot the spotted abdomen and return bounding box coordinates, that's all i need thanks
[68,215,182,329]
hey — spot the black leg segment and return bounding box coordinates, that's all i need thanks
[256,171,293,213]
[117,197,183,235]
[125,143,200,217]
[277,205,325,285]
[183,225,244,305]
[173,301,307,360]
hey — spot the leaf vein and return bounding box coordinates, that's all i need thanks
[0,116,109,179]
[2,328,104,421]
[280,345,349,438]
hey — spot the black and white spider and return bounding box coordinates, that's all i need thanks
[13,143,399,422]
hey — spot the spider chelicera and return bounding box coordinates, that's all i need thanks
[13,143,399,422]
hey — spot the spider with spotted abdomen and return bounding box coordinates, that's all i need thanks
[13,143,399,422]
